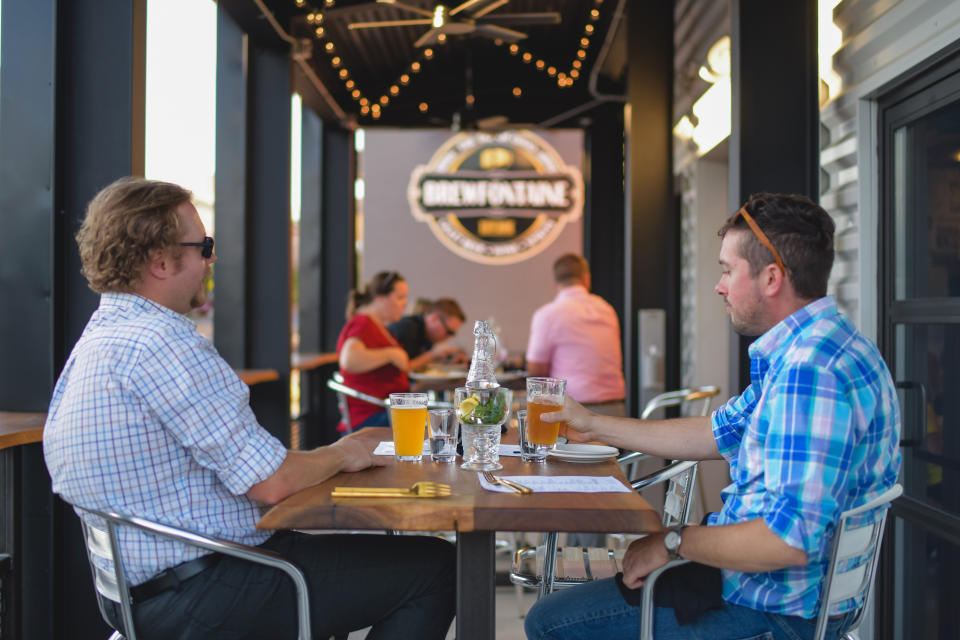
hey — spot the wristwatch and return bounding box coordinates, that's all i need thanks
[663,525,685,560]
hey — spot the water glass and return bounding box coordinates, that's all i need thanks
[455,386,512,471]
[525,377,566,450]
[389,392,428,462]
[428,408,457,463]
[517,409,550,462]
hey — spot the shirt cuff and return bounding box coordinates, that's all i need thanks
[218,431,287,495]
[711,410,742,462]
[762,493,813,555]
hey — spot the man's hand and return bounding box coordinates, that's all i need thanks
[329,435,384,473]
[620,532,670,589]
[429,342,461,362]
[541,396,597,443]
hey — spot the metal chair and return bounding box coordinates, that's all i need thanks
[76,506,311,640]
[509,459,701,599]
[636,483,903,640]
[327,371,452,433]
[618,386,720,481]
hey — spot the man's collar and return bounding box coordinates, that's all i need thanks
[749,296,837,362]
[556,284,588,299]
[100,291,196,327]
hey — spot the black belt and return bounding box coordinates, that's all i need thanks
[130,554,220,603]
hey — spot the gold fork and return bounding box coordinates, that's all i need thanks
[481,472,533,494]
[331,481,452,499]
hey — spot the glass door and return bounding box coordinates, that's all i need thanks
[878,50,960,640]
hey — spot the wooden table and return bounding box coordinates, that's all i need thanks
[235,368,280,386]
[0,411,45,450]
[258,428,660,639]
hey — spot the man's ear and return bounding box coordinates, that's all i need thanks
[146,248,172,281]
[761,263,786,297]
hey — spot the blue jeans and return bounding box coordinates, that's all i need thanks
[524,577,855,640]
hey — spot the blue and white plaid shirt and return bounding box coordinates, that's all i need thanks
[709,296,901,618]
[44,293,287,585]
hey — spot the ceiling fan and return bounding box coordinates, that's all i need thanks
[349,0,561,48]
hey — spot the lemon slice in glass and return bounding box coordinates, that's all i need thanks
[458,396,480,421]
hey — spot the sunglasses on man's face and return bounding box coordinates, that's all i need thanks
[180,236,215,259]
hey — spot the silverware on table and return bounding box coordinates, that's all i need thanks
[332,481,451,499]
[481,472,533,494]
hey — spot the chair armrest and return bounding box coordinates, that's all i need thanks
[640,558,690,640]
[87,508,312,640]
[631,460,697,491]
[327,378,389,408]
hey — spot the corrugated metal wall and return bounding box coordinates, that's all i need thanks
[821,0,960,326]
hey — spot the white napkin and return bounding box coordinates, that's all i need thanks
[373,441,430,456]
[478,475,631,493]
[374,442,523,457]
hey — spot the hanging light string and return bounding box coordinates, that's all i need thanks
[294,0,606,119]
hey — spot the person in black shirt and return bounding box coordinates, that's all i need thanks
[388,298,467,371]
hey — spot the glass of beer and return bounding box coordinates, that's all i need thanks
[525,377,566,454]
[389,392,428,461]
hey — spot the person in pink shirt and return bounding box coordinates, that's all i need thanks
[526,254,626,417]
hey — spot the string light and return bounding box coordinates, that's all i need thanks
[522,52,532,63]
[345,79,355,89]
[419,102,429,112]
[400,74,410,85]
[576,49,587,59]
[351,89,361,99]
[437,34,447,43]
[331,56,341,67]
[590,9,600,19]
[360,105,370,115]
[585,24,594,34]
[295,0,305,7]
[423,48,434,59]
[379,95,389,105]
[359,97,369,106]
[580,37,590,47]
[338,69,349,79]
[547,66,557,76]
[411,62,421,72]
[536,60,545,69]
[572,60,582,69]
[324,42,335,52]
[512,87,522,97]
[389,85,400,95]
[509,44,519,55]
[315,27,324,37]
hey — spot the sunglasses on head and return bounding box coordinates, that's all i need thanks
[729,206,785,273]
[180,236,215,259]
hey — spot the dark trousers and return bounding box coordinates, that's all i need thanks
[102,531,456,639]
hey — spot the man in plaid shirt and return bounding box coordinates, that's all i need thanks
[44,177,455,639]
[525,193,901,640]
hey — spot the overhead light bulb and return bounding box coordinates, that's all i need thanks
[547,66,556,76]
[432,5,445,28]
[325,42,335,52]
[345,79,355,88]
[400,74,410,84]
[512,87,522,97]
[390,85,400,95]
[585,24,594,34]
[411,62,421,72]
[581,37,590,47]
[424,48,434,58]
[577,49,586,59]
[331,56,341,67]
[509,44,519,55]
[522,52,532,62]
[419,102,429,112]
[438,33,447,43]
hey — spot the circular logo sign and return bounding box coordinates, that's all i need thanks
[408,130,584,265]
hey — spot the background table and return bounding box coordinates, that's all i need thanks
[258,428,661,639]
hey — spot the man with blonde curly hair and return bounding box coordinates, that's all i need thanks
[44,177,455,639]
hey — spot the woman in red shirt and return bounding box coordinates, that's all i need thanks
[336,271,411,430]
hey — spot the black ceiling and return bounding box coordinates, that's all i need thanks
[220,0,627,128]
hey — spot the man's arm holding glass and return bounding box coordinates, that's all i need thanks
[544,396,722,461]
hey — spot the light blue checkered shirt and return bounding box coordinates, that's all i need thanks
[44,293,287,585]
[709,296,901,618]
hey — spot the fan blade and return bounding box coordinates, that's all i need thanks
[376,0,434,19]
[473,0,509,18]
[449,0,505,17]
[414,27,444,47]
[474,23,527,41]
[477,12,562,27]
[349,18,432,29]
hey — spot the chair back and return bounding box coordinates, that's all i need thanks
[74,506,313,640]
[632,459,700,527]
[640,385,720,420]
[327,371,390,432]
[813,483,903,640]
